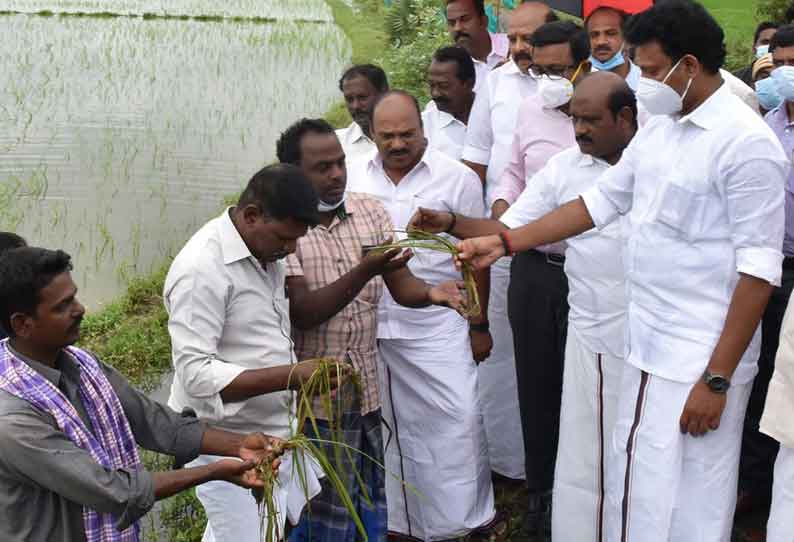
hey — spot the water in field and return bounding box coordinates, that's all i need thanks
[0,1,350,308]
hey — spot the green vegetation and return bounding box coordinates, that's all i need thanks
[73,0,765,540]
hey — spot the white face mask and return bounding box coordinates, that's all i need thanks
[317,193,346,212]
[536,63,584,110]
[771,65,794,102]
[636,57,693,116]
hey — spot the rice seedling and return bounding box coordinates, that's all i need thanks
[252,358,374,542]
[372,229,482,318]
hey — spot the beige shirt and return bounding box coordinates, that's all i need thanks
[761,292,794,449]
[165,208,295,438]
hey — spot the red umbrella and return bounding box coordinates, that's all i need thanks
[545,0,653,18]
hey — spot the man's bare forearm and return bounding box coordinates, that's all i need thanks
[450,214,507,240]
[152,463,222,500]
[219,365,294,403]
[706,273,775,378]
[471,267,490,324]
[199,427,244,457]
[506,198,595,252]
[384,267,431,308]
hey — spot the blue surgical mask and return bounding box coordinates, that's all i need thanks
[756,45,770,59]
[756,77,784,111]
[589,46,626,72]
[772,66,794,101]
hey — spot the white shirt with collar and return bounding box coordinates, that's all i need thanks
[422,104,467,160]
[502,147,626,358]
[346,147,486,339]
[462,59,539,201]
[336,121,376,164]
[594,60,641,92]
[472,32,509,93]
[165,208,295,437]
[581,84,788,385]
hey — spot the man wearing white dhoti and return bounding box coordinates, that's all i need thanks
[346,91,498,541]
[409,72,639,542]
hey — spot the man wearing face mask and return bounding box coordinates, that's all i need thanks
[336,64,390,165]
[736,23,794,520]
[423,46,476,160]
[453,1,788,539]
[462,1,558,189]
[274,118,469,542]
[165,165,336,542]
[487,20,590,538]
[753,53,780,116]
[585,6,641,91]
[459,1,558,494]
[734,21,780,88]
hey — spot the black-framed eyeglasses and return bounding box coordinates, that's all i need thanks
[529,64,576,80]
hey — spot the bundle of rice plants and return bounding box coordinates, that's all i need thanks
[371,229,481,318]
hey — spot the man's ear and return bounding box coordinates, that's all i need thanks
[618,106,636,133]
[240,204,262,226]
[9,312,33,339]
[682,53,702,80]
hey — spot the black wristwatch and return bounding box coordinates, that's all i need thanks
[470,321,490,333]
[703,370,731,394]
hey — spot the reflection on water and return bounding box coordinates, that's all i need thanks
[0,4,350,308]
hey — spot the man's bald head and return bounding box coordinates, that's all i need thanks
[507,1,558,73]
[371,91,426,175]
[570,71,637,163]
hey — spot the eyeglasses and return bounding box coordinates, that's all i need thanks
[529,64,575,80]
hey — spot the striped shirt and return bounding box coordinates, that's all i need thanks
[285,192,393,415]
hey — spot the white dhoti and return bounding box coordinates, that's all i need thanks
[768,444,794,542]
[378,319,495,541]
[605,365,751,542]
[189,452,322,542]
[552,328,623,542]
[478,257,526,479]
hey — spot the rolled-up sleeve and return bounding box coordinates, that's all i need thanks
[461,80,492,166]
[581,148,636,230]
[165,264,247,422]
[0,411,155,531]
[723,146,788,286]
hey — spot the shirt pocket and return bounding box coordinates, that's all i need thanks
[650,176,708,242]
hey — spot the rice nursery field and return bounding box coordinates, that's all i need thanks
[0,1,350,308]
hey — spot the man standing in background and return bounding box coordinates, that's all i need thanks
[737,23,794,518]
[585,5,641,91]
[445,0,508,92]
[734,21,780,87]
[458,2,557,496]
[336,64,390,164]
[423,46,477,160]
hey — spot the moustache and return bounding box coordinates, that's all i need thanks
[595,46,614,54]
[513,52,532,62]
[454,31,470,41]
[576,136,593,145]
[69,317,83,332]
[388,149,409,157]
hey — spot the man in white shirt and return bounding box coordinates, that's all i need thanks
[455,2,788,540]
[423,46,476,160]
[585,6,641,91]
[445,0,508,92]
[335,64,389,164]
[410,71,639,542]
[165,164,336,542]
[347,91,499,541]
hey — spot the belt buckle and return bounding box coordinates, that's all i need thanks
[545,253,565,267]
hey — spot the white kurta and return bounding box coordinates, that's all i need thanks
[347,148,495,540]
[502,148,627,540]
